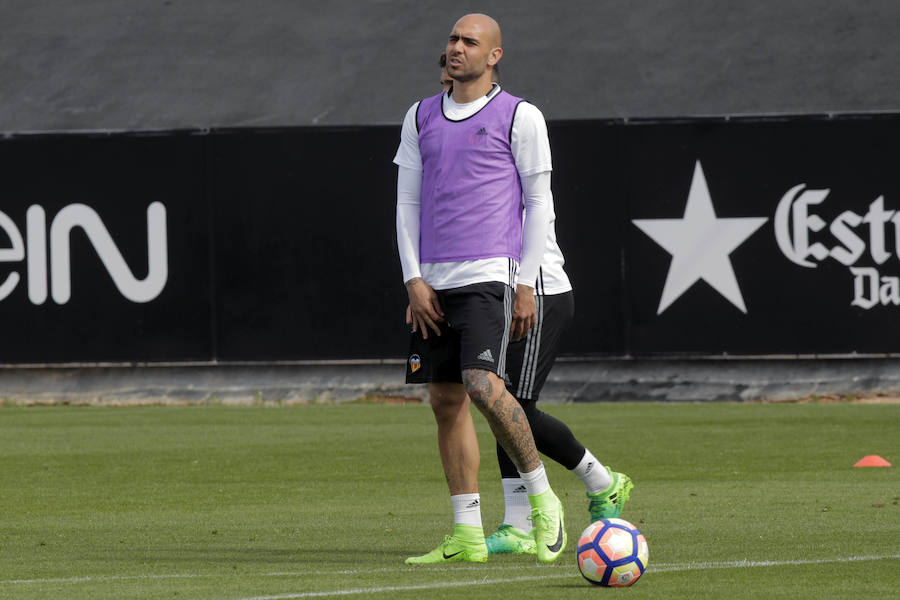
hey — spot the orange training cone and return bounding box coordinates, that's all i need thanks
[853,455,892,467]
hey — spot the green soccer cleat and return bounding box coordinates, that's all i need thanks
[485,524,536,555]
[404,525,488,564]
[587,468,634,521]
[528,488,566,564]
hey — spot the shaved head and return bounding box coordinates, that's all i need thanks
[453,13,502,48]
[445,13,503,96]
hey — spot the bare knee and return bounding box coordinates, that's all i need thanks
[429,383,467,418]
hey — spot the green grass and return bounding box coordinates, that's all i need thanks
[0,402,898,599]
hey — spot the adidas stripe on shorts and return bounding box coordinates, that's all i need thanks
[503,290,574,401]
[405,282,513,384]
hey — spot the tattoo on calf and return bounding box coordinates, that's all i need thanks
[462,369,539,471]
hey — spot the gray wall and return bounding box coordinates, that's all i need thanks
[3,0,900,133]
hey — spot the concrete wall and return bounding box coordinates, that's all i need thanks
[3,359,900,405]
[3,0,900,133]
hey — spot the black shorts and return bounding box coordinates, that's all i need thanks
[503,291,574,401]
[405,282,513,384]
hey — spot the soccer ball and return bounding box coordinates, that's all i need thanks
[576,518,648,587]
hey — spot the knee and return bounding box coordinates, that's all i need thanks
[462,369,494,408]
[429,384,467,418]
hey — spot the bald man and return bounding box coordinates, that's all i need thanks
[425,52,633,558]
[395,14,566,564]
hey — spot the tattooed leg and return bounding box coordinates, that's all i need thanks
[463,368,540,473]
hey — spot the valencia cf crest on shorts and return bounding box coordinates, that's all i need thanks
[408,354,421,373]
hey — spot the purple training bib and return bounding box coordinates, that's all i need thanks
[416,90,524,263]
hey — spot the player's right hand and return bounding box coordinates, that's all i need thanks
[511,283,537,341]
[406,277,444,339]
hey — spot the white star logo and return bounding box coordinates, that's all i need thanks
[632,161,768,315]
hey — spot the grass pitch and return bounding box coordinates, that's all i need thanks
[0,402,897,599]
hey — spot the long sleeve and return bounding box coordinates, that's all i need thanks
[518,171,552,286]
[510,102,553,286]
[396,165,423,284]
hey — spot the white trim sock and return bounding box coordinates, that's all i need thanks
[571,450,612,495]
[518,463,550,497]
[451,493,483,528]
[500,478,532,532]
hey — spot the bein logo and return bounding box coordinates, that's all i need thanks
[0,202,167,304]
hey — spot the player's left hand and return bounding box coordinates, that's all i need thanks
[511,284,536,341]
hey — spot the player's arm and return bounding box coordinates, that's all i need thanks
[510,103,553,341]
[396,167,444,339]
[394,103,443,338]
[512,172,551,340]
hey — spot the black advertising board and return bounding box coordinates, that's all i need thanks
[0,132,213,363]
[621,116,900,355]
[2,115,900,364]
[549,120,627,356]
[210,126,408,361]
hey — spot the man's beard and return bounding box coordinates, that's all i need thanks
[450,67,482,83]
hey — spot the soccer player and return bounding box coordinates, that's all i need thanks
[486,204,634,555]
[395,13,566,564]
[429,52,634,557]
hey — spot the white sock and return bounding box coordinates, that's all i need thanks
[571,450,612,495]
[451,493,483,528]
[518,463,550,497]
[501,478,532,532]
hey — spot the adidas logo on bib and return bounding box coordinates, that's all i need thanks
[477,349,494,362]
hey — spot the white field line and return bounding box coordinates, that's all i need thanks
[0,564,534,585]
[241,575,576,600]
[1,563,543,585]
[1,553,897,593]
[0,564,559,585]
[238,554,900,600]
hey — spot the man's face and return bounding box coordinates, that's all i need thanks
[440,67,453,91]
[445,17,495,83]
